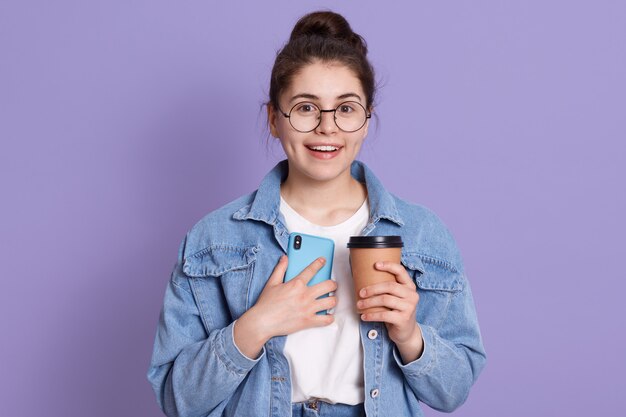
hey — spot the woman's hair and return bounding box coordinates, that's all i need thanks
[269,11,376,110]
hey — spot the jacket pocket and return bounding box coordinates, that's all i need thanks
[183,244,259,329]
[401,252,464,329]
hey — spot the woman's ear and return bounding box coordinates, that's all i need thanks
[362,106,373,137]
[267,103,279,138]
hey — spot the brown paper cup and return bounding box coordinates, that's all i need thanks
[347,236,403,315]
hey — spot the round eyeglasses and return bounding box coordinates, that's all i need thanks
[278,101,371,133]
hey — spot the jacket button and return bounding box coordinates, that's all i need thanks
[367,329,378,340]
[370,388,379,398]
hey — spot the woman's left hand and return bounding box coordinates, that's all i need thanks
[357,261,422,348]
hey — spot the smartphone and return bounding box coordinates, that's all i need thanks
[284,232,335,315]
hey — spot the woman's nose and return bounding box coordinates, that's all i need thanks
[315,110,338,134]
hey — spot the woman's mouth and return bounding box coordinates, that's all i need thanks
[305,145,342,160]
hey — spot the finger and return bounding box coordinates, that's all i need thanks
[267,255,289,285]
[310,278,338,298]
[358,293,412,311]
[361,309,404,324]
[296,257,327,285]
[310,312,335,328]
[374,261,414,286]
[313,294,337,312]
[360,280,414,299]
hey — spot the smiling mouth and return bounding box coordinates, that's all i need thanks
[306,145,341,152]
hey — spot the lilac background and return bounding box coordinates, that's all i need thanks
[1,1,624,416]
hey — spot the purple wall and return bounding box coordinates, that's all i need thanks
[1,1,624,416]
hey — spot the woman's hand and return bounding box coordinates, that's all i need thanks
[243,255,337,338]
[357,261,424,363]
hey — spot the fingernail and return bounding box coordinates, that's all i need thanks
[360,289,366,297]
[319,257,326,264]
[375,261,383,268]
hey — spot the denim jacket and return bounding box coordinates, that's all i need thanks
[147,160,486,417]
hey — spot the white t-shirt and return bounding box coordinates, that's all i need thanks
[280,195,369,405]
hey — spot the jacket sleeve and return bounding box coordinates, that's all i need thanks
[392,275,486,412]
[146,237,266,417]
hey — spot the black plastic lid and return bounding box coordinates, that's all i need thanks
[347,235,403,248]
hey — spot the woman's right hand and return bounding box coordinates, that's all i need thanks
[234,255,337,358]
[253,255,337,338]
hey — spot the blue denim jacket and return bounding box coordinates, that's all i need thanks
[147,160,486,417]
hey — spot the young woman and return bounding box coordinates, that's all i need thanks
[148,11,486,417]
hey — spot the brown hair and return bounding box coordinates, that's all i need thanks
[269,11,376,110]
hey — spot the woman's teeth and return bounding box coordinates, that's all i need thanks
[308,145,338,152]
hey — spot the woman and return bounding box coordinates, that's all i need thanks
[148,10,486,417]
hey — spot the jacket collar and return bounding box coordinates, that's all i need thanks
[233,159,404,227]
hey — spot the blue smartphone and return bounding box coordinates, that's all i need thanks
[284,232,335,315]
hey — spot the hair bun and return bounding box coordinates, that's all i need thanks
[289,11,368,56]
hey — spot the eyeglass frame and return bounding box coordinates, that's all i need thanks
[276,100,372,133]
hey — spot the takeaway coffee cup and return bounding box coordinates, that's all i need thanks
[347,236,404,315]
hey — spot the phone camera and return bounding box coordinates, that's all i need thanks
[294,235,302,250]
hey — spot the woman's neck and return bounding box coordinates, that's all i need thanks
[280,168,368,227]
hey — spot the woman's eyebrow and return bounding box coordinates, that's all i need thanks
[289,93,319,103]
[289,92,363,103]
[337,93,362,101]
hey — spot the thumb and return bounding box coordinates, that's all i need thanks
[266,255,289,286]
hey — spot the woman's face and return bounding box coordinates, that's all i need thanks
[269,61,370,185]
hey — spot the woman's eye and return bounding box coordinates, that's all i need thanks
[339,104,354,113]
[296,103,316,113]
